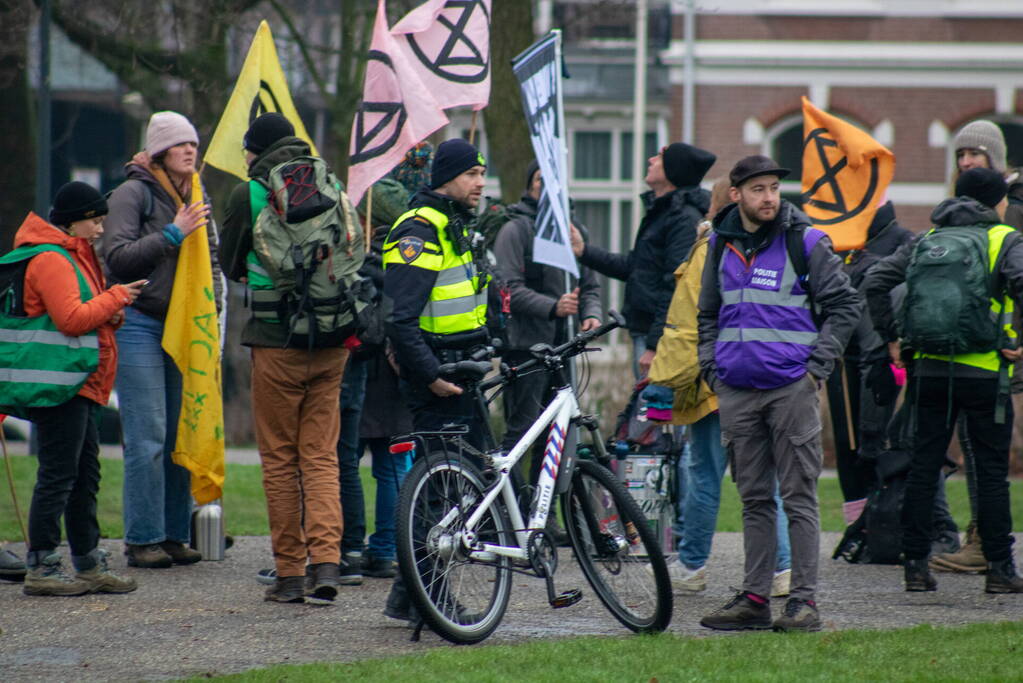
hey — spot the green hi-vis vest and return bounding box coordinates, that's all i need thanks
[246,180,280,322]
[382,206,487,336]
[0,245,99,415]
[915,223,1017,374]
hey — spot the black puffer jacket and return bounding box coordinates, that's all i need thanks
[579,186,708,349]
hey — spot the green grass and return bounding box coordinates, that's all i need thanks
[1,454,1020,542]
[0,455,377,541]
[196,622,1023,682]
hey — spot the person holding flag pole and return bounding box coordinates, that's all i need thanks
[101,111,222,570]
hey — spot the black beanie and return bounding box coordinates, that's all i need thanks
[49,181,108,227]
[662,142,716,188]
[955,167,1007,209]
[430,139,486,190]
[244,113,295,154]
[524,159,540,191]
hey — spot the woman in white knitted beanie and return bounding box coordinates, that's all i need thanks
[98,110,222,570]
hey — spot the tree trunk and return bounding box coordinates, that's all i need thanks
[482,0,535,204]
[0,0,35,251]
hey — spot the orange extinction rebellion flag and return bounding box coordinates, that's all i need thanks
[800,96,895,251]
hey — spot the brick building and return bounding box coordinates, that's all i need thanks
[479,1,1023,311]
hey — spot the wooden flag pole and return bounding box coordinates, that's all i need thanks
[468,110,479,145]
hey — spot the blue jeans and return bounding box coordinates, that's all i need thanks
[677,411,791,571]
[365,437,410,561]
[338,356,369,555]
[116,308,192,546]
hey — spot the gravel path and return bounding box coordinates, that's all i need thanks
[1,532,1021,681]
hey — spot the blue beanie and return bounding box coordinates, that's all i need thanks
[430,139,486,190]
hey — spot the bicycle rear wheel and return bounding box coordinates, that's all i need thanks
[396,450,514,644]
[562,458,673,633]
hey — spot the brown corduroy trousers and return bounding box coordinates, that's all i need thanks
[251,347,348,577]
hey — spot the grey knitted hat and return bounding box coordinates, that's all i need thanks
[953,120,1006,174]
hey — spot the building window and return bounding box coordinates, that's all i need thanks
[620,132,659,181]
[769,118,804,183]
[574,131,612,180]
[574,199,613,314]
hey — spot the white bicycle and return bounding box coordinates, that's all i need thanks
[393,311,673,644]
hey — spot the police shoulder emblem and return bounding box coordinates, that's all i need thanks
[398,236,425,264]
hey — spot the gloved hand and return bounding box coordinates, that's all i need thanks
[865,357,899,406]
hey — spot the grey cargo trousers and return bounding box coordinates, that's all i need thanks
[716,373,822,602]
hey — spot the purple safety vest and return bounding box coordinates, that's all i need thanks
[713,228,826,390]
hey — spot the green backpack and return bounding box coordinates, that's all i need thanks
[250,156,368,347]
[901,226,1002,355]
[0,245,99,417]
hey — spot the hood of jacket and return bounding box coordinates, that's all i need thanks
[247,136,314,179]
[867,201,896,240]
[711,199,810,241]
[14,212,92,256]
[507,194,538,221]
[931,196,1001,228]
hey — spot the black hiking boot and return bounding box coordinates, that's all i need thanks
[699,591,772,631]
[984,558,1023,593]
[306,562,340,605]
[264,575,306,603]
[904,558,937,592]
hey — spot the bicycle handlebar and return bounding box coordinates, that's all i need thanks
[478,309,625,391]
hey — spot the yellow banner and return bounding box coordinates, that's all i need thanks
[800,96,895,251]
[204,20,316,180]
[162,173,225,505]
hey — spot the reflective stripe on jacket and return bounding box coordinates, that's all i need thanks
[714,227,826,389]
[382,206,487,336]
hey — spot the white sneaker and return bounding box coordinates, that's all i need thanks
[661,556,706,593]
[771,569,791,597]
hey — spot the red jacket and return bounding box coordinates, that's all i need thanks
[14,213,131,406]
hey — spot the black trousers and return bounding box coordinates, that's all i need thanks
[26,396,101,556]
[903,375,1014,561]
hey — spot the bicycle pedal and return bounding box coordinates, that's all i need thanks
[550,588,582,609]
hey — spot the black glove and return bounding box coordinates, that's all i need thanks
[865,357,898,406]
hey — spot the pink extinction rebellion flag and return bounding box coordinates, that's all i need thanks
[391,0,492,111]
[347,0,449,207]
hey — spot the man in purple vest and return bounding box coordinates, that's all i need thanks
[696,155,861,632]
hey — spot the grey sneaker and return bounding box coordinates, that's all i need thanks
[264,575,305,603]
[772,597,821,632]
[76,552,138,594]
[771,569,791,597]
[659,557,706,593]
[23,553,90,597]
[0,547,27,582]
[339,552,363,586]
[699,591,772,631]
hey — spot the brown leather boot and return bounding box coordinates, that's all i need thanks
[930,521,986,573]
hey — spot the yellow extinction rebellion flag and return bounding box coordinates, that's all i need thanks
[162,173,225,505]
[204,20,317,180]
[800,96,895,251]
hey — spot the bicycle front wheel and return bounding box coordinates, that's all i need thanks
[562,458,673,633]
[396,450,514,644]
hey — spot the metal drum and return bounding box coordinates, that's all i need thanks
[618,454,674,555]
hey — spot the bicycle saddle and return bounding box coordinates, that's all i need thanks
[437,360,492,383]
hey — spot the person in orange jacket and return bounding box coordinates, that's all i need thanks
[11,182,145,596]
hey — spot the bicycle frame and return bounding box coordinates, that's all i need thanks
[455,384,579,563]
